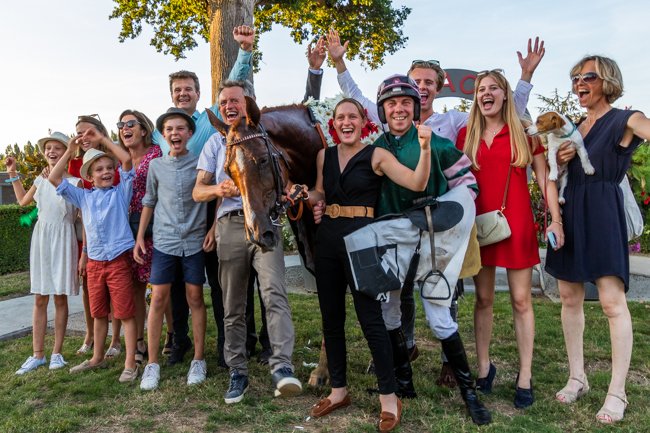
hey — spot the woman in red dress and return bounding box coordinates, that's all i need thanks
[456,70,563,409]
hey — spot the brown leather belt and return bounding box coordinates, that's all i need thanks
[325,204,374,218]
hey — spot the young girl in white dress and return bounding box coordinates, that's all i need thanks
[6,132,81,374]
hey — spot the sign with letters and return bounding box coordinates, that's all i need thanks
[437,69,478,100]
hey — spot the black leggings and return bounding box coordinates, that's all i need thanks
[315,251,396,394]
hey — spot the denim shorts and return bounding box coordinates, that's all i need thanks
[150,248,206,286]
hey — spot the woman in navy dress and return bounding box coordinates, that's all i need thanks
[546,55,650,424]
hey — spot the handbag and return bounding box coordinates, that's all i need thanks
[476,164,512,247]
[620,175,644,241]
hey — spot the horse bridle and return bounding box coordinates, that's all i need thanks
[225,124,289,227]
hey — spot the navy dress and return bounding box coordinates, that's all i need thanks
[546,109,643,291]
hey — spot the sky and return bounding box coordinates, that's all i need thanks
[1,0,649,147]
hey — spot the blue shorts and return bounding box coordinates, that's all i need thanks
[150,248,206,286]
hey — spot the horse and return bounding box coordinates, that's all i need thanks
[207,96,329,385]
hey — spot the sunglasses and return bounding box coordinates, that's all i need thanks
[78,113,102,123]
[570,72,600,84]
[476,68,505,78]
[117,120,141,129]
[411,59,441,68]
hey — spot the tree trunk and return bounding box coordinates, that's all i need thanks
[209,0,255,104]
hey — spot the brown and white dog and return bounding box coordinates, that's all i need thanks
[526,111,595,204]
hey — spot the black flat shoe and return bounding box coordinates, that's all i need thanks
[514,375,534,409]
[476,363,496,394]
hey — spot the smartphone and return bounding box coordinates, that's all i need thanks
[548,231,557,249]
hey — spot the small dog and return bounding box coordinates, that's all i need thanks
[526,111,595,204]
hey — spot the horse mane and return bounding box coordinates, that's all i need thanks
[260,103,307,114]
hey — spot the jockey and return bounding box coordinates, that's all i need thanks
[373,74,491,426]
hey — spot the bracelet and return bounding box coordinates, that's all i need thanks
[4,175,20,183]
[551,220,563,226]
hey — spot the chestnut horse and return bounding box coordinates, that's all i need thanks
[207,96,322,264]
[207,97,329,385]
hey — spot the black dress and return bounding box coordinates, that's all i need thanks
[546,109,643,291]
[315,145,396,394]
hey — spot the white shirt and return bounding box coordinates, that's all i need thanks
[336,69,533,144]
[196,132,244,218]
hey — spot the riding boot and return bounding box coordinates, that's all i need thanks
[441,331,492,425]
[388,328,417,399]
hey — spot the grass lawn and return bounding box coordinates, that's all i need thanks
[0,271,30,300]
[1,291,649,433]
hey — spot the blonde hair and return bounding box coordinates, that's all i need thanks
[407,63,446,92]
[463,71,532,169]
[570,55,624,104]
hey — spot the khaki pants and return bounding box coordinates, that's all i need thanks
[216,214,295,375]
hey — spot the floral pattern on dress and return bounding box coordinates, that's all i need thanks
[129,144,162,282]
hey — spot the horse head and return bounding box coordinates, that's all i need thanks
[207,96,287,251]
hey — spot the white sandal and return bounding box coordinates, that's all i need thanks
[76,342,94,355]
[555,376,590,404]
[596,393,628,424]
[104,345,122,359]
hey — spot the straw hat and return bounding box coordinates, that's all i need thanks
[80,148,117,181]
[36,132,70,154]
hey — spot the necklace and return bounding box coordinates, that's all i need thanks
[485,123,504,137]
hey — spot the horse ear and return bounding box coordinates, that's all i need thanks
[207,109,229,137]
[245,96,261,127]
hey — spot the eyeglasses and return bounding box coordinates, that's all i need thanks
[411,59,441,68]
[477,68,505,78]
[570,72,600,85]
[117,120,141,129]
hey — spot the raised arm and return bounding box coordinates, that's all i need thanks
[372,125,431,191]
[328,29,380,124]
[81,127,132,172]
[512,37,545,116]
[230,25,254,81]
[4,157,37,206]
[303,36,326,102]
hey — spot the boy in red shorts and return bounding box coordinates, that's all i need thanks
[49,127,138,383]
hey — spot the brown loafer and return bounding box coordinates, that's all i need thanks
[310,394,351,417]
[379,398,402,432]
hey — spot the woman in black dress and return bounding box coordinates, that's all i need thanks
[307,98,431,432]
[545,55,650,423]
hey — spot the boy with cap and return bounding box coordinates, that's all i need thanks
[49,127,138,383]
[135,108,209,391]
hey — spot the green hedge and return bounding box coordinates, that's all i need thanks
[0,205,35,274]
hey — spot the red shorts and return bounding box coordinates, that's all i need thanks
[86,252,135,319]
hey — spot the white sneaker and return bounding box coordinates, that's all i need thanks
[49,353,68,370]
[140,363,160,391]
[187,359,207,385]
[16,356,47,375]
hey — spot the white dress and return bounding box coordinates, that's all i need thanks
[30,176,80,296]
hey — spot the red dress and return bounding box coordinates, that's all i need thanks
[457,125,543,269]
